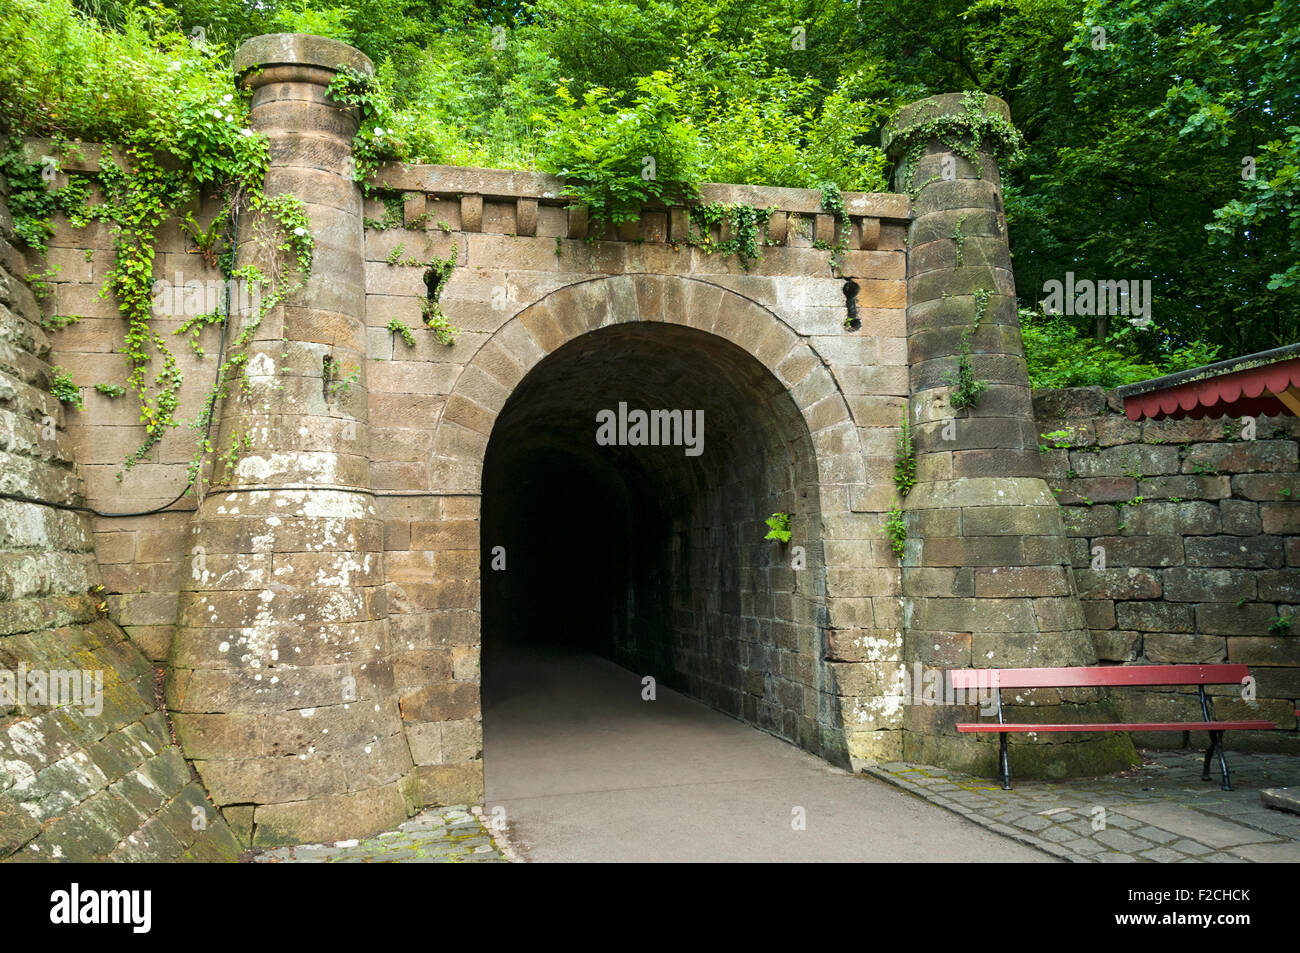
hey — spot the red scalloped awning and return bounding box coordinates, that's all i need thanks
[1123,358,1300,420]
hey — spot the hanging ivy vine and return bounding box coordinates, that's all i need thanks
[686,202,775,270]
[4,63,314,488]
[884,91,1026,200]
[814,180,851,275]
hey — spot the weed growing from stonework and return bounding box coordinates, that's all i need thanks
[764,511,792,543]
[895,416,916,496]
[420,248,460,345]
[1039,428,1074,453]
[324,358,361,400]
[41,312,81,332]
[94,383,126,398]
[1269,612,1294,634]
[814,181,851,275]
[945,288,991,411]
[373,221,461,346]
[364,193,406,230]
[387,318,417,348]
[50,366,82,409]
[688,202,775,270]
[885,506,907,558]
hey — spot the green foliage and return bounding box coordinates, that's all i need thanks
[0,148,95,252]
[687,203,775,270]
[951,214,968,267]
[1268,612,1294,635]
[419,248,460,345]
[0,0,286,481]
[4,0,1285,438]
[888,90,1026,199]
[363,193,406,230]
[1038,428,1074,453]
[535,72,701,229]
[40,312,82,332]
[94,382,127,398]
[269,0,354,41]
[815,181,852,273]
[1020,308,1222,389]
[49,366,82,409]
[763,511,792,543]
[945,288,990,410]
[885,506,907,558]
[895,416,916,496]
[323,355,360,398]
[387,318,416,348]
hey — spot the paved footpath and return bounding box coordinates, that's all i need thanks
[246,648,1300,863]
[866,750,1300,862]
[479,649,1048,862]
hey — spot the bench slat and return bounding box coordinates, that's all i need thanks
[949,664,1251,690]
[956,721,1275,733]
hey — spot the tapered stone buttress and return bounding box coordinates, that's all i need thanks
[885,93,1137,779]
[168,35,416,846]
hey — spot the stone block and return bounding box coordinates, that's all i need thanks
[1116,601,1194,633]
[1162,567,1256,603]
[1181,441,1297,474]
[1145,633,1227,663]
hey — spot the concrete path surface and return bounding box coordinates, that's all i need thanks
[481,646,1049,862]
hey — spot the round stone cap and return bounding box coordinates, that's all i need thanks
[233,33,374,79]
[882,92,1012,160]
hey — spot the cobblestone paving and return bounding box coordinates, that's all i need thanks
[245,806,512,863]
[865,749,1300,862]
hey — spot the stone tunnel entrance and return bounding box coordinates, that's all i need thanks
[479,321,836,779]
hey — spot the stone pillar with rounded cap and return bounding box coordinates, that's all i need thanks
[884,93,1137,778]
[168,35,415,846]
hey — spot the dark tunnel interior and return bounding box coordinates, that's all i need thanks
[480,321,831,752]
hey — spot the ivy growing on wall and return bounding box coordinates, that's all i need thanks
[945,288,991,411]
[686,202,775,271]
[884,91,1026,201]
[2,22,312,487]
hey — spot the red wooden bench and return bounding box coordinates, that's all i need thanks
[952,664,1276,791]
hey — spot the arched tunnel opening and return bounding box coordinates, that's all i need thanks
[480,320,835,792]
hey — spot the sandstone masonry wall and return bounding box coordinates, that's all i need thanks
[0,141,241,861]
[1037,386,1300,752]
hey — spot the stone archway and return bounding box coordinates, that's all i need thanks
[417,275,892,778]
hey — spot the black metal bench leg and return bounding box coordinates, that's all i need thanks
[1214,731,1231,791]
[999,734,1011,790]
[1202,735,1215,782]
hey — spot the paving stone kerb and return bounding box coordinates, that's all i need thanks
[887,94,1136,779]
[1,37,1168,849]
